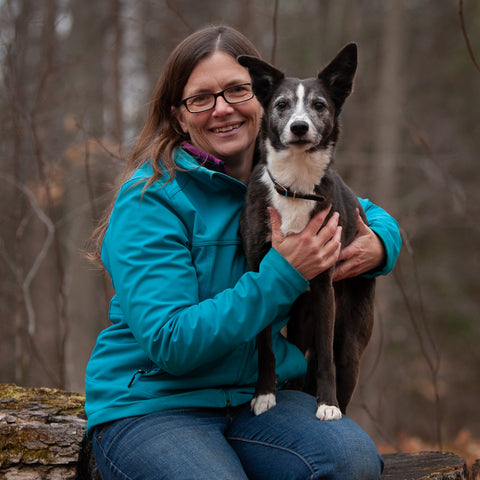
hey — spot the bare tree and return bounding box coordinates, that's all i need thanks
[372,0,405,215]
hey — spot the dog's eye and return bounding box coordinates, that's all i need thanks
[314,101,326,110]
[275,100,288,111]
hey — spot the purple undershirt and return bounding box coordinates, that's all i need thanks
[182,142,232,176]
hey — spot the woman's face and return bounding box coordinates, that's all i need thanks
[174,51,262,170]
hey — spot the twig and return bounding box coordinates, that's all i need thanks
[271,0,279,64]
[28,111,68,389]
[459,0,480,72]
[1,174,55,336]
[1,175,60,385]
[165,0,193,33]
[393,235,443,449]
[358,386,402,452]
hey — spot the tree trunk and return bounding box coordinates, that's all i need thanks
[372,0,405,214]
[63,0,113,393]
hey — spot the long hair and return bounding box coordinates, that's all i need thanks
[87,26,261,262]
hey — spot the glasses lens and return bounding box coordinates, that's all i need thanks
[224,84,253,104]
[186,94,215,113]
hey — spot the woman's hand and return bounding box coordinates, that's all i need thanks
[332,209,385,282]
[269,206,342,281]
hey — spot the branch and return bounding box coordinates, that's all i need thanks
[393,231,443,449]
[165,0,193,33]
[1,173,62,386]
[270,0,279,64]
[459,0,480,72]
[1,174,55,336]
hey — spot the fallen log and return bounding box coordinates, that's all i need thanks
[0,383,477,479]
[382,451,469,479]
[0,383,97,480]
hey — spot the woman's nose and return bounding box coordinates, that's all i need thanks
[212,96,234,115]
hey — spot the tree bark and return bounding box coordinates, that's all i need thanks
[382,451,469,479]
[0,384,97,480]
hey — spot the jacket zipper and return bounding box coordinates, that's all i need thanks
[127,369,146,388]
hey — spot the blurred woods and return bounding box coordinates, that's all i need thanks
[1,0,479,457]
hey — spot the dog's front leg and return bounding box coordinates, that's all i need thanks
[311,274,342,421]
[251,325,277,415]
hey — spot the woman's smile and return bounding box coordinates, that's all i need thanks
[211,122,245,134]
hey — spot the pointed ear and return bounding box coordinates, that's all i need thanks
[237,55,285,108]
[318,43,357,109]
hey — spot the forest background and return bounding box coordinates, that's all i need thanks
[1,0,479,461]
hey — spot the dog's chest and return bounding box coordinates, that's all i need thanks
[260,144,331,236]
[274,196,316,235]
[260,169,317,236]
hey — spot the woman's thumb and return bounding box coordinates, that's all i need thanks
[268,207,282,236]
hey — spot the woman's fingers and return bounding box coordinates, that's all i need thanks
[269,206,342,281]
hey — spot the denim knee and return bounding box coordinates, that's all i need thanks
[319,431,383,480]
[227,391,383,480]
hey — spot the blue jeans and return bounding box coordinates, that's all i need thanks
[92,390,383,480]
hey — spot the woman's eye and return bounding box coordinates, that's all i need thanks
[191,95,210,105]
[231,85,247,93]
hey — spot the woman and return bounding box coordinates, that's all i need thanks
[85,26,401,479]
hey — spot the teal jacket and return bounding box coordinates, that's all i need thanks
[84,148,401,435]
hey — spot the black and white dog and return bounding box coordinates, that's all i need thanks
[238,44,375,421]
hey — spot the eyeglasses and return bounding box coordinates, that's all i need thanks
[179,83,254,113]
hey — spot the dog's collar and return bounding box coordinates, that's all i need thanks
[266,169,326,202]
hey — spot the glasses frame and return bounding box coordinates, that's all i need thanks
[179,83,254,113]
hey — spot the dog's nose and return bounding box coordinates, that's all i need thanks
[290,121,309,136]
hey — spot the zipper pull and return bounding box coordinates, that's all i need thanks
[128,369,146,388]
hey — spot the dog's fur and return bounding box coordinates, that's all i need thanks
[238,44,375,420]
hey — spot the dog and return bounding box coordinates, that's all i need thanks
[238,43,375,421]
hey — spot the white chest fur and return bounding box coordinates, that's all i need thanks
[262,142,332,236]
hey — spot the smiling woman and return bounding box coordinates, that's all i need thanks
[84,25,401,480]
[173,51,262,183]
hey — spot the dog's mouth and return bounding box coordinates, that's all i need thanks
[290,139,310,144]
[288,139,314,147]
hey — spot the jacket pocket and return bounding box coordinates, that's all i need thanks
[127,365,174,398]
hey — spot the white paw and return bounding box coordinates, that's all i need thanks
[251,393,276,416]
[316,403,342,421]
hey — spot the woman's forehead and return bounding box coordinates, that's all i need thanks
[183,51,251,95]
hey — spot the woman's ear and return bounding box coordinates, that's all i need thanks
[171,106,188,134]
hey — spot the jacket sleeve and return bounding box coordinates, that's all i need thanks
[101,179,309,377]
[359,197,402,277]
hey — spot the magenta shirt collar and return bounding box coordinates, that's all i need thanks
[182,142,231,176]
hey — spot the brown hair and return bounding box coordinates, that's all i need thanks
[87,26,261,262]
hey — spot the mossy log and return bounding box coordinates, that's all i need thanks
[0,383,97,480]
[0,383,477,480]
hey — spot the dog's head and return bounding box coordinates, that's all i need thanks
[238,43,357,151]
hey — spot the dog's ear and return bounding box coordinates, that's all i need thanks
[318,43,357,110]
[237,55,285,108]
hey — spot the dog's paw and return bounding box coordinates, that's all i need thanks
[251,393,276,415]
[316,403,342,421]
